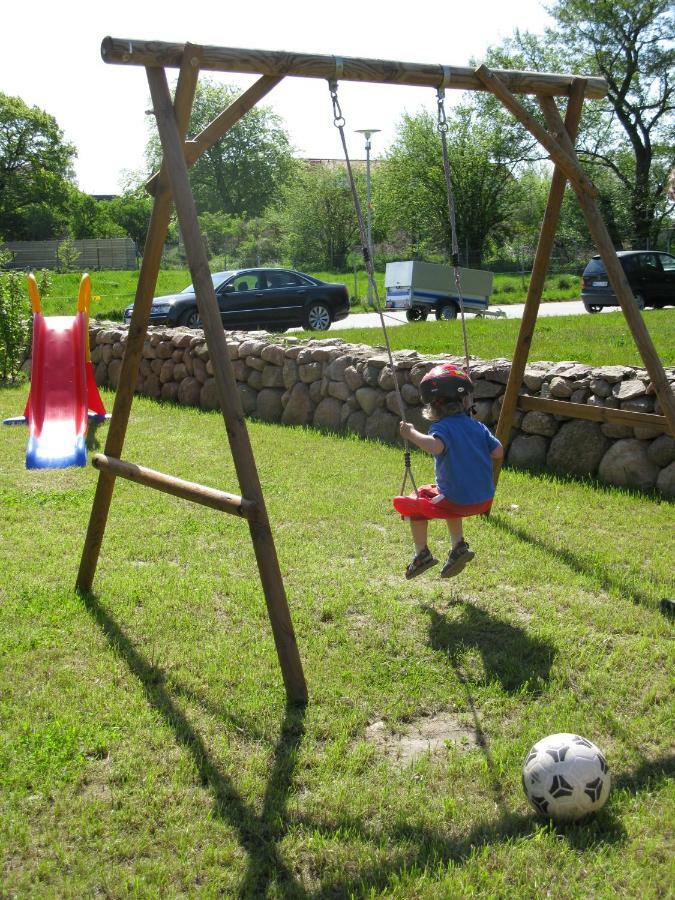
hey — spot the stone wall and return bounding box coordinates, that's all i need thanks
[88,323,675,499]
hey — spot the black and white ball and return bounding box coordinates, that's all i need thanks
[522,733,611,822]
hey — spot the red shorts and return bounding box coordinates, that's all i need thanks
[392,484,493,521]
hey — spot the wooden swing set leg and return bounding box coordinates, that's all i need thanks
[494,79,586,482]
[77,49,202,593]
[145,65,307,704]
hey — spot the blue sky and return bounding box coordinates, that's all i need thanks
[2,0,553,193]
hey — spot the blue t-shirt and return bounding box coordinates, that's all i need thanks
[429,414,501,505]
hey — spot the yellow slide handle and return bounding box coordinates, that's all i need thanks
[77,273,92,362]
[27,273,42,314]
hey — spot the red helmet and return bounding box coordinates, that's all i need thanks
[419,364,473,404]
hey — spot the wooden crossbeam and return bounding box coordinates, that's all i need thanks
[92,455,259,518]
[100,37,608,98]
[517,396,672,435]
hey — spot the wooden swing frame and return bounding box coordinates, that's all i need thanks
[77,38,675,705]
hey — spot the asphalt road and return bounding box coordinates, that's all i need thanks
[329,299,593,331]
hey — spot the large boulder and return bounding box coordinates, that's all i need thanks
[507,434,548,470]
[598,439,660,492]
[282,383,314,426]
[656,461,675,499]
[255,388,284,422]
[313,397,343,431]
[547,420,610,477]
[647,434,675,468]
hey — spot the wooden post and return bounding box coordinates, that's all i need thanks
[76,48,202,593]
[538,96,675,437]
[146,65,307,703]
[494,80,586,475]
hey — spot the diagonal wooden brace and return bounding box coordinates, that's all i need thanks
[145,74,283,196]
[474,64,597,198]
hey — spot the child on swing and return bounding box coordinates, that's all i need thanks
[394,364,503,579]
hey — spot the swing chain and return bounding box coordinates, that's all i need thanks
[436,86,471,375]
[436,87,449,134]
[328,79,418,497]
[328,81,345,128]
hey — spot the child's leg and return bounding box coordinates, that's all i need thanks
[410,517,430,553]
[441,517,475,578]
[404,517,438,579]
[446,517,464,550]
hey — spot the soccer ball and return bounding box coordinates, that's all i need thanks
[522,733,611,822]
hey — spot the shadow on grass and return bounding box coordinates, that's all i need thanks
[421,601,554,815]
[80,591,670,897]
[423,602,555,694]
[487,511,660,608]
[80,590,308,899]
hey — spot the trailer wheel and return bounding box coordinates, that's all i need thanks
[406,307,428,322]
[436,302,458,321]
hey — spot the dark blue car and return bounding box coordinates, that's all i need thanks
[124,268,350,332]
[581,250,675,313]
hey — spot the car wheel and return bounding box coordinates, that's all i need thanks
[436,302,458,321]
[634,293,646,310]
[179,307,201,328]
[406,307,428,322]
[305,302,331,331]
[584,304,602,314]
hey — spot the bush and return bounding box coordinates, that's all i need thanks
[0,263,51,383]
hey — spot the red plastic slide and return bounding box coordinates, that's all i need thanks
[25,312,88,469]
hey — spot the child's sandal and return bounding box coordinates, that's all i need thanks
[405,547,439,580]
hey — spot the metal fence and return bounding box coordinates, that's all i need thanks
[1,238,138,271]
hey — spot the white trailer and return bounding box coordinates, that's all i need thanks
[384,260,496,321]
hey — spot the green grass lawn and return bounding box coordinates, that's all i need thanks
[338,309,675,368]
[1,384,673,897]
[37,268,581,322]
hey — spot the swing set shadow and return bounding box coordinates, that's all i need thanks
[82,590,645,898]
[486,511,663,609]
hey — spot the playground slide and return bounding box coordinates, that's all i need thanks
[25,312,88,469]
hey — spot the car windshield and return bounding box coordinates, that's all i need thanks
[180,272,235,293]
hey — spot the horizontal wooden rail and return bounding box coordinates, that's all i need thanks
[101,37,608,98]
[517,396,672,434]
[92,454,258,518]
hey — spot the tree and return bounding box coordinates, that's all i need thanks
[377,107,528,267]
[0,93,76,240]
[280,163,361,270]
[146,78,294,219]
[486,0,675,248]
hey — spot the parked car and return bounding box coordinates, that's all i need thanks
[581,250,675,313]
[123,268,351,332]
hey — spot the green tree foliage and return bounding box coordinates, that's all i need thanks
[0,258,50,382]
[146,78,294,219]
[104,191,153,248]
[280,163,361,270]
[0,93,76,240]
[377,107,527,267]
[486,0,675,247]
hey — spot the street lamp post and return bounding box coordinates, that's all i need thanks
[355,128,380,307]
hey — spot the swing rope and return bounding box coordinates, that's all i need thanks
[436,86,471,376]
[329,79,418,497]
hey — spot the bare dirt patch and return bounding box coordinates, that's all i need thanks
[365,712,478,767]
